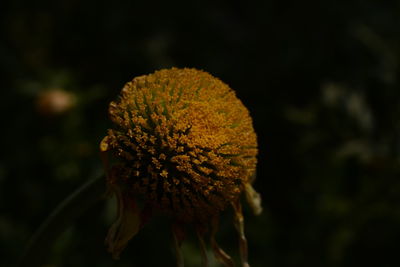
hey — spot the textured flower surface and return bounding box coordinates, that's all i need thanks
[100,68,262,266]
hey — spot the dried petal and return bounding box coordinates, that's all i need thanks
[210,216,235,267]
[232,200,249,267]
[244,183,263,216]
[172,223,185,267]
[105,185,141,259]
[196,225,209,267]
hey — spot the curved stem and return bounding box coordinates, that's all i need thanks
[18,174,106,267]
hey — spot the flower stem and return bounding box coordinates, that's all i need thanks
[18,174,106,267]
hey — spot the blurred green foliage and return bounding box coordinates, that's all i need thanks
[1,0,400,266]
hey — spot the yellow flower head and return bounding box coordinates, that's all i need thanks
[101,68,262,266]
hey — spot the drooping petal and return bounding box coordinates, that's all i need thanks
[172,222,186,267]
[196,224,209,267]
[105,184,141,259]
[210,216,235,267]
[244,183,262,216]
[232,200,249,267]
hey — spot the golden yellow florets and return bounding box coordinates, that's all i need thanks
[101,68,262,265]
[102,67,257,221]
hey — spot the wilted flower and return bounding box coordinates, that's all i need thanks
[100,68,262,266]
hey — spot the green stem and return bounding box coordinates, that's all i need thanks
[18,174,106,267]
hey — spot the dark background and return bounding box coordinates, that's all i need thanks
[1,0,400,266]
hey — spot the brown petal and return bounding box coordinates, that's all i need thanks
[244,183,262,216]
[105,185,141,259]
